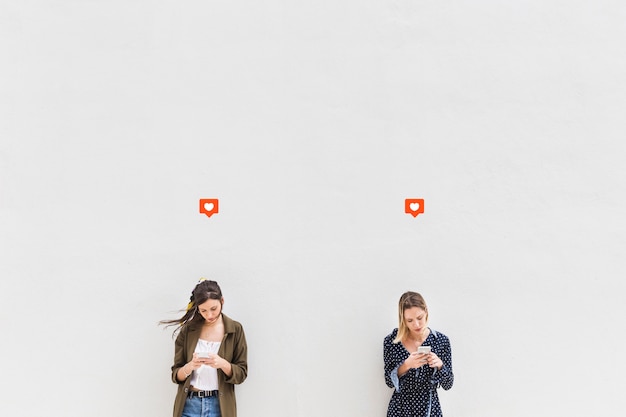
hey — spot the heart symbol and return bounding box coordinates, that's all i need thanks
[405,198,424,217]
[199,199,219,217]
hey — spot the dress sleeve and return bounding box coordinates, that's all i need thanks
[431,336,453,390]
[383,335,402,392]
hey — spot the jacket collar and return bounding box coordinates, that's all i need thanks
[184,314,235,359]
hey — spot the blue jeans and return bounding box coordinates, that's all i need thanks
[181,395,221,417]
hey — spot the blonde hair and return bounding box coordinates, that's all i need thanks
[393,291,428,343]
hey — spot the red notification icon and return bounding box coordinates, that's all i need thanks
[199,199,219,217]
[405,199,424,218]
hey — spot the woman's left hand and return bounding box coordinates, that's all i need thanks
[207,353,225,369]
[427,352,443,370]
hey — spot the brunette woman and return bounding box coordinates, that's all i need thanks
[161,279,248,417]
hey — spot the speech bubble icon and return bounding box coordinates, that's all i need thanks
[199,199,219,217]
[405,199,424,218]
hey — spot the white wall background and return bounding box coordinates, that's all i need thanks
[1,1,625,416]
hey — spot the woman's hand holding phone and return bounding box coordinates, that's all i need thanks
[406,351,429,369]
[406,346,443,370]
[189,352,211,370]
[425,351,443,370]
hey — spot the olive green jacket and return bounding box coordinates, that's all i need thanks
[171,314,248,417]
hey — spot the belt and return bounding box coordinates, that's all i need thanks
[186,389,219,398]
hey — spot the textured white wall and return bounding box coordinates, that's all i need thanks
[1,1,625,416]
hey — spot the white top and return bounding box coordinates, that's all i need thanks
[189,340,221,391]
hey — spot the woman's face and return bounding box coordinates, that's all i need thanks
[198,298,223,324]
[403,307,428,336]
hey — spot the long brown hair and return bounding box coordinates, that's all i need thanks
[160,279,223,335]
[393,291,428,343]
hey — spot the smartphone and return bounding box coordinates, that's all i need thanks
[197,351,210,358]
[417,346,431,355]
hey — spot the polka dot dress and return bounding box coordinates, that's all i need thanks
[384,328,454,417]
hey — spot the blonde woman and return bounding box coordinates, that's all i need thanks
[383,291,453,417]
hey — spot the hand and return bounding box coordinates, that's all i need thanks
[188,353,211,371]
[207,353,225,369]
[405,352,430,369]
[426,352,443,370]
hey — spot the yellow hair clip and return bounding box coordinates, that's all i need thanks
[186,278,208,310]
